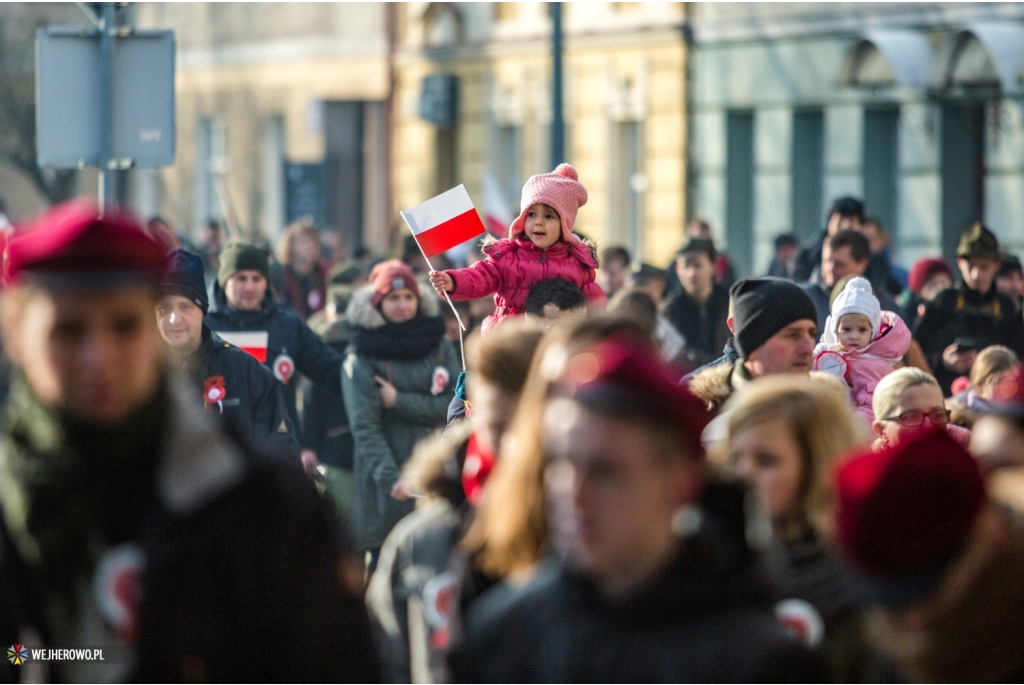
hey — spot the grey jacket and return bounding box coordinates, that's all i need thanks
[342,286,461,551]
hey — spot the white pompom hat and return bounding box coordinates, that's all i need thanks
[831,276,881,338]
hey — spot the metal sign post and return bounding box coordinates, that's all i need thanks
[36,2,176,211]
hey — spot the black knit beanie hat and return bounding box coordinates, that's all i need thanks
[161,248,210,314]
[730,278,818,359]
[218,241,270,288]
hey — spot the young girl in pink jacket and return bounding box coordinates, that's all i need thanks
[429,164,605,332]
[812,276,911,421]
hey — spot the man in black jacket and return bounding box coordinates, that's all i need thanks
[793,196,864,283]
[914,223,1024,395]
[452,337,823,683]
[0,200,379,682]
[206,242,344,472]
[157,248,299,461]
[665,238,731,368]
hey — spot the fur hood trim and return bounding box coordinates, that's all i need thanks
[480,235,599,267]
[403,419,473,501]
[345,279,441,330]
[687,361,736,413]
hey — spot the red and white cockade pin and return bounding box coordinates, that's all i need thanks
[203,375,227,408]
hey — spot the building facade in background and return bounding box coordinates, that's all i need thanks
[689,2,1024,277]
[393,1,688,264]
[135,2,392,252]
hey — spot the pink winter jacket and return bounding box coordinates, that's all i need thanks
[812,310,912,421]
[444,236,606,332]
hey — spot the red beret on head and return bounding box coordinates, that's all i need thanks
[4,198,168,288]
[551,335,709,460]
[835,428,986,580]
[907,257,953,295]
[369,259,419,307]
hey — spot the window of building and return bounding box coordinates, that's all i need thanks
[611,120,644,257]
[940,103,985,256]
[791,109,824,243]
[262,116,286,241]
[862,106,899,240]
[495,124,522,209]
[725,111,754,277]
[193,117,226,232]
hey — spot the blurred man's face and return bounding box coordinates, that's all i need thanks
[155,295,204,354]
[743,320,817,377]
[543,399,702,592]
[921,273,953,301]
[224,270,268,311]
[775,243,798,264]
[958,257,999,294]
[827,212,862,236]
[676,251,714,300]
[822,244,868,288]
[995,271,1024,302]
[2,286,164,426]
[602,260,628,297]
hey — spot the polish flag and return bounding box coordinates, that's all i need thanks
[216,331,269,363]
[482,170,511,238]
[401,185,487,259]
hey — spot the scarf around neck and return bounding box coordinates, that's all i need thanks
[351,314,446,361]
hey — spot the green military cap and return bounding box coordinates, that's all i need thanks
[957,222,1001,260]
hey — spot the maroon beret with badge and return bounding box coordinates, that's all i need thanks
[4,198,168,287]
[551,335,709,460]
[835,427,986,580]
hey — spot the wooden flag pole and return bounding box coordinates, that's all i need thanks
[401,215,468,371]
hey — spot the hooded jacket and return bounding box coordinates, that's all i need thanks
[205,286,344,448]
[443,235,605,332]
[0,372,379,682]
[342,286,461,550]
[812,310,911,421]
[450,479,826,683]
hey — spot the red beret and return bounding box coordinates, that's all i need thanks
[552,335,709,460]
[907,257,953,295]
[835,428,985,579]
[369,259,419,307]
[4,198,168,288]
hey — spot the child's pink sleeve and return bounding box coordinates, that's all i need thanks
[444,259,503,301]
[583,281,607,311]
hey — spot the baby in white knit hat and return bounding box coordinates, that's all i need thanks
[812,277,911,421]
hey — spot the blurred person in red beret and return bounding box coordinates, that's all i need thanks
[452,335,825,682]
[0,199,379,682]
[834,427,1024,682]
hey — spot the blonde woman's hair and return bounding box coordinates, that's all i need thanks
[275,217,320,267]
[461,314,651,578]
[723,375,870,541]
[970,345,1019,389]
[872,367,941,422]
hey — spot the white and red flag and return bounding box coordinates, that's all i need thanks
[400,185,486,259]
[216,331,269,362]
[482,171,511,238]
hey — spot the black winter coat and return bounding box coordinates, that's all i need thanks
[451,482,825,683]
[913,283,1024,394]
[664,284,732,369]
[180,325,299,461]
[205,287,343,447]
[0,374,380,683]
[301,319,356,469]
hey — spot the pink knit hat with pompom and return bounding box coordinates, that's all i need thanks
[509,163,588,245]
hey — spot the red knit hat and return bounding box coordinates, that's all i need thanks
[907,257,953,295]
[4,198,168,287]
[369,259,419,307]
[509,163,588,245]
[834,428,986,603]
[551,335,708,460]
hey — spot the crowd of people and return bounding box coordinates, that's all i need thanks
[1,165,1023,683]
